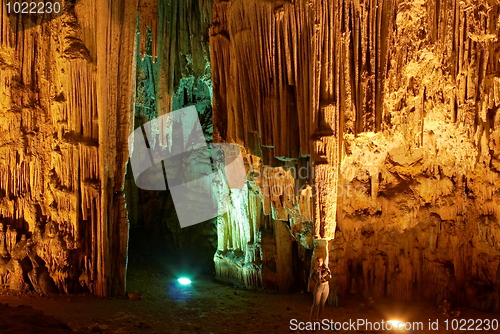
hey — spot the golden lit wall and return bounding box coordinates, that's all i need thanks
[0,0,138,296]
[211,0,500,309]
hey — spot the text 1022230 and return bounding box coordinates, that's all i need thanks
[5,1,61,15]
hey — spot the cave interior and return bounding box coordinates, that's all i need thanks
[0,0,500,331]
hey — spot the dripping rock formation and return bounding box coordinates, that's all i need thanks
[0,0,137,296]
[211,0,500,311]
[0,0,499,313]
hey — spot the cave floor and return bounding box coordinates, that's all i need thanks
[0,266,498,334]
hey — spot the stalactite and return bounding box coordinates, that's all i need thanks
[138,0,158,61]
[0,0,138,296]
[212,0,500,309]
[153,0,212,118]
[214,147,314,291]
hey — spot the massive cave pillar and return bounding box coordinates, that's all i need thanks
[211,0,500,309]
[0,0,138,296]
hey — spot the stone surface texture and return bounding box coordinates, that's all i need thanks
[0,0,138,296]
[211,0,500,310]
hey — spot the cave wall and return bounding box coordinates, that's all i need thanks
[2,0,499,307]
[0,0,138,296]
[211,0,500,310]
[214,150,315,291]
[0,0,216,294]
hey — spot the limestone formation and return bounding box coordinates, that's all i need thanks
[1,0,213,296]
[0,0,499,311]
[0,0,138,296]
[211,0,500,310]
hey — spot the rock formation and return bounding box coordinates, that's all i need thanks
[1,0,499,311]
[0,0,138,296]
[211,0,500,310]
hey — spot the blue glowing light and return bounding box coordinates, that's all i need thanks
[178,277,192,285]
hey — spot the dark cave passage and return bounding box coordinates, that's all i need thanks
[125,189,217,283]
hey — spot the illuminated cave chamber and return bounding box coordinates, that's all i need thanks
[210,0,500,311]
[0,0,499,311]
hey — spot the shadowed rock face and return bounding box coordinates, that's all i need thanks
[0,303,75,333]
[210,0,500,310]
